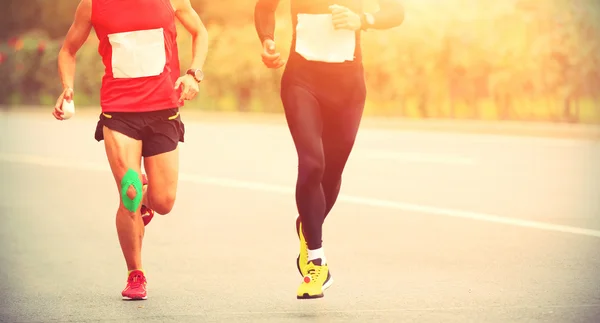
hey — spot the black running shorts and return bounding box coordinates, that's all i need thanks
[94,108,185,157]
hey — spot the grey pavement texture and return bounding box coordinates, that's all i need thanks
[0,110,599,323]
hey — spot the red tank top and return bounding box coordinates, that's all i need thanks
[91,0,182,113]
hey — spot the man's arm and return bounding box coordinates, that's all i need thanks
[58,0,92,92]
[172,0,209,71]
[367,0,405,30]
[254,0,280,44]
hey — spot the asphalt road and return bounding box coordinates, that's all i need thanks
[1,110,599,323]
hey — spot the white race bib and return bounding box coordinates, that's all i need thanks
[295,14,356,63]
[108,28,166,79]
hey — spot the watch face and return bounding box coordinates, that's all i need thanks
[188,69,203,81]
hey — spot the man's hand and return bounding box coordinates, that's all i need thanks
[261,39,285,69]
[52,87,74,121]
[174,74,199,101]
[329,5,362,31]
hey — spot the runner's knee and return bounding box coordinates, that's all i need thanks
[120,169,143,212]
[126,185,137,200]
[322,160,345,187]
[149,190,176,215]
[298,154,324,187]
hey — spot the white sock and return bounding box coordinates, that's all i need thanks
[308,248,326,264]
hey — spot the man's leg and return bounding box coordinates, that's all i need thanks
[104,126,144,271]
[139,108,183,216]
[142,147,179,216]
[102,126,148,300]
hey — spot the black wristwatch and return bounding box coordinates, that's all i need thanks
[186,68,204,83]
[361,13,375,31]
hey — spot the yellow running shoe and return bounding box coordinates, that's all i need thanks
[296,259,333,299]
[296,218,309,277]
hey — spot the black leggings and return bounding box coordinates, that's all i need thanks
[280,57,366,250]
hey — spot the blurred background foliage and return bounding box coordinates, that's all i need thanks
[0,0,599,123]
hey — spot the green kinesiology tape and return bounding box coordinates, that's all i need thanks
[121,169,143,212]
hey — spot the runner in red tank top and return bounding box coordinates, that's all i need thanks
[51,0,208,300]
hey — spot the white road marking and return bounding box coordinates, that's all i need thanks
[355,149,475,165]
[216,303,600,315]
[1,152,600,239]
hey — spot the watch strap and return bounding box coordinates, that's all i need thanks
[186,69,203,83]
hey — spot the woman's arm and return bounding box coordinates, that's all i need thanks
[254,0,280,44]
[367,0,405,30]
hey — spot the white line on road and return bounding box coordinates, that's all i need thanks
[355,149,475,165]
[216,303,600,315]
[2,152,600,239]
